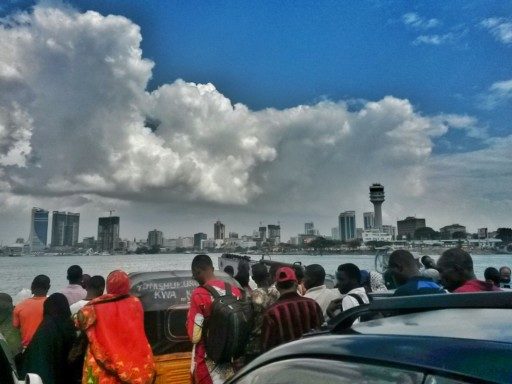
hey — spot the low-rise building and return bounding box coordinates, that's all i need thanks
[362,229,392,243]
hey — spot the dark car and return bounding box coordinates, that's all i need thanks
[227,292,512,384]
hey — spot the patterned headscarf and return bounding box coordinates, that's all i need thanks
[106,270,130,295]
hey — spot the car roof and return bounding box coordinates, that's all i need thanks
[241,333,512,383]
[352,308,512,343]
[231,293,512,384]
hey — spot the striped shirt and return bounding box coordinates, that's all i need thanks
[261,292,324,352]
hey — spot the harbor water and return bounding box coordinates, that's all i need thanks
[1,253,511,298]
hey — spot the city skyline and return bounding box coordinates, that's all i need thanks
[7,199,503,247]
[0,2,511,243]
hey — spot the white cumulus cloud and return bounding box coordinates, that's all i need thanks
[481,18,512,44]
[479,79,512,109]
[402,12,440,29]
[0,3,509,241]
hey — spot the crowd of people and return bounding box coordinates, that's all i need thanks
[0,246,510,384]
[191,247,508,384]
[0,266,155,384]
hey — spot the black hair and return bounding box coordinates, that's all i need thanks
[31,274,50,291]
[484,267,500,285]
[44,293,71,318]
[67,265,83,283]
[440,248,473,271]
[192,254,213,271]
[235,260,251,288]
[269,263,280,283]
[304,264,325,287]
[252,263,269,285]
[293,264,305,282]
[276,280,295,290]
[88,275,105,293]
[338,263,361,283]
[223,266,234,276]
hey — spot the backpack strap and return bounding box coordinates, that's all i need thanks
[202,282,233,298]
[224,282,232,297]
[203,284,221,299]
[348,293,365,305]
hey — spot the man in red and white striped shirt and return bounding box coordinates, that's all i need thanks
[261,267,323,352]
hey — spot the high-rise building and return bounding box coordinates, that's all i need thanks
[363,212,375,230]
[29,207,49,252]
[331,227,340,240]
[214,221,225,240]
[338,211,356,241]
[97,216,120,253]
[258,226,267,241]
[397,217,426,239]
[147,229,164,247]
[65,213,80,246]
[305,222,315,235]
[268,224,281,243]
[194,233,207,248]
[51,211,80,247]
[51,211,67,246]
[369,183,385,229]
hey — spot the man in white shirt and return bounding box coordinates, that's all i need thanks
[70,275,105,315]
[303,264,341,317]
[327,263,369,320]
[61,265,87,305]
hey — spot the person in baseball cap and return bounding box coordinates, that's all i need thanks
[261,266,323,352]
[275,267,297,284]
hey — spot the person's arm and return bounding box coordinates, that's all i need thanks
[326,297,342,319]
[186,290,205,344]
[12,307,20,328]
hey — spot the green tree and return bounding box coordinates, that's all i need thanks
[148,245,160,254]
[452,231,467,240]
[496,228,512,244]
[347,239,362,250]
[306,237,336,249]
[414,227,437,240]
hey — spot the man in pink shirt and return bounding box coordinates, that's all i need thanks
[438,248,501,293]
[60,265,87,305]
[13,275,50,348]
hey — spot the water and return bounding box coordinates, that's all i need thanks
[1,253,511,298]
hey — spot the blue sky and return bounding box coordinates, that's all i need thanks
[0,0,511,240]
[6,1,510,142]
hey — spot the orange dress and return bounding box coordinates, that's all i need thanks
[76,270,155,384]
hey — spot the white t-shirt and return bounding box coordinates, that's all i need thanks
[70,299,89,315]
[341,287,369,311]
[304,285,342,317]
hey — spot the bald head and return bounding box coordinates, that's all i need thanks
[437,248,474,292]
[388,250,420,286]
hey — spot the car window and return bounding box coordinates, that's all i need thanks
[234,358,423,384]
[424,375,471,384]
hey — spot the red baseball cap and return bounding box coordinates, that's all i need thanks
[275,267,297,283]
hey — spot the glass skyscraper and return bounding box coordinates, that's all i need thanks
[338,211,356,241]
[29,207,49,252]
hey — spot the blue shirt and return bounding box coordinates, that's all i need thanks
[394,276,446,296]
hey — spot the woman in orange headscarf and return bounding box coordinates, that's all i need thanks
[76,270,155,384]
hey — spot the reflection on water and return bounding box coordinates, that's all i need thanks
[0,253,511,297]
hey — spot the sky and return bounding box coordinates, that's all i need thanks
[0,0,511,243]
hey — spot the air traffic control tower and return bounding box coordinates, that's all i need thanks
[369,183,385,229]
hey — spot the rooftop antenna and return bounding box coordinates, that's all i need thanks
[109,209,115,217]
